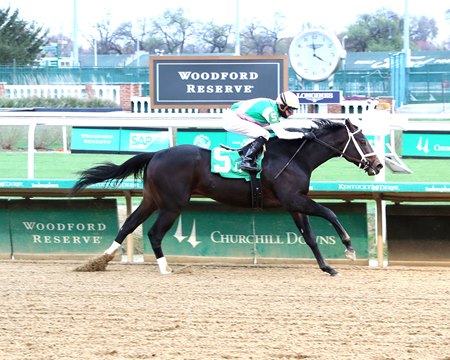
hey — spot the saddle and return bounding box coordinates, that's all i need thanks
[212,144,263,209]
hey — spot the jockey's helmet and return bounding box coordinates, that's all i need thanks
[276,91,299,118]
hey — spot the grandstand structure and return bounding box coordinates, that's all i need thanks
[0,51,448,108]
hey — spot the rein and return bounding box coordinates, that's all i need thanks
[273,140,308,180]
[274,124,376,180]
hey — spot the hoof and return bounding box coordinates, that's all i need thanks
[322,266,339,276]
[345,249,356,261]
[157,257,172,274]
[160,266,173,275]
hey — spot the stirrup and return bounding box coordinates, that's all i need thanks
[240,160,259,172]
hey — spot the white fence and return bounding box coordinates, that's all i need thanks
[2,85,383,114]
[131,96,225,114]
[130,96,381,115]
[2,84,121,105]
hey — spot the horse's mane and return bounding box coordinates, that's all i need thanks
[283,118,345,138]
[309,119,345,135]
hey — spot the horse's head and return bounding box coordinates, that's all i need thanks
[340,118,383,176]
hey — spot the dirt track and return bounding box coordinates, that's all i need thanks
[0,260,449,360]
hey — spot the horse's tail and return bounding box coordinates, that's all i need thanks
[70,152,155,195]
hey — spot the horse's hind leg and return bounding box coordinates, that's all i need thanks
[291,212,339,276]
[104,199,157,256]
[74,199,157,272]
[147,209,181,275]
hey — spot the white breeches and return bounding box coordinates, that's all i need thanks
[222,110,270,140]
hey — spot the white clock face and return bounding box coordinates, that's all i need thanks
[289,29,343,81]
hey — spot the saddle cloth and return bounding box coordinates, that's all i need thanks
[210,147,262,181]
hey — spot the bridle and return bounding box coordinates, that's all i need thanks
[274,123,376,180]
[310,124,377,172]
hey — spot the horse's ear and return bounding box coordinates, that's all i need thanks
[345,118,357,130]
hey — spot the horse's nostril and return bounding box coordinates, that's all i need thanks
[376,163,384,170]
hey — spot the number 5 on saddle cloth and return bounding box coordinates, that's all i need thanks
[210,146,263,208]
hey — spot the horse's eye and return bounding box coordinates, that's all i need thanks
[357,137,367,146]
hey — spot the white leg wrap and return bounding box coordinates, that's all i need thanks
[156,257,172,274]
[104,241,121,255]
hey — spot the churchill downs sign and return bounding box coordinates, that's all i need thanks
[143,202,368,260]
[149,55,288,108]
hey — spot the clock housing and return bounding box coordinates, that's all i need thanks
[289,29,345,81]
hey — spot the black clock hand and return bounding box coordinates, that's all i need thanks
[313,53,324,61]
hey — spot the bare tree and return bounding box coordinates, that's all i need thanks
[91,19,122,54]
[113,22,138,54]
[122,18,154,53]
[150,8,194,54]
[88,18,140,55]
[200,22,233,53]
[240,16,284,55]
[240,23,275,55]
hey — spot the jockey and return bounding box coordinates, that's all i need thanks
[223,90,308,172]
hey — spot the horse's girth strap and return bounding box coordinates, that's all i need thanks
[249,172,263,209]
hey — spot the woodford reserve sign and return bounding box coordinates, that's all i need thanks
[5,199,119,258]
[149,55,288,108]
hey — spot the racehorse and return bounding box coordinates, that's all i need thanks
[71,118,382,276]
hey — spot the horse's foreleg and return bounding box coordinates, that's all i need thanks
[291,197,356,261]
[311,205,356,261]
[147,209,181,275]
[291,212,339,276]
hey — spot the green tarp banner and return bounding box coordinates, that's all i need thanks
[6,199,118,256]
[71,127,121,152]
[71,128,170,153]
[143,202,368,260]
[176,129,249,149]
[0,200,11,257]
[402,132,450,158]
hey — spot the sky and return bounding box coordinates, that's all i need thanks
[1,0,449,45]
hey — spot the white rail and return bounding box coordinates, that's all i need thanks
[1,110,448,130]
[3,85,121,104]
[1,110,448,183]
[130,96,382,114]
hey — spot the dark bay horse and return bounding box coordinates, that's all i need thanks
[72,118,382,276]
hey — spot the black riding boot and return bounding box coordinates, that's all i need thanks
[240,137,267,172]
